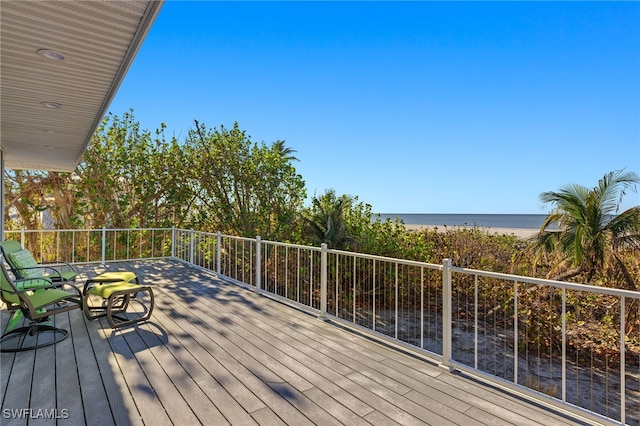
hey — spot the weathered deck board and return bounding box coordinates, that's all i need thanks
[1,259,590,425]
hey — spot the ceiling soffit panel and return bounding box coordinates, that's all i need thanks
[1,0,163,171]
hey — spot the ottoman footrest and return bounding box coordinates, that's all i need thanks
[83,282,154,329]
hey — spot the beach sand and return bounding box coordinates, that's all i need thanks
[404,224,538,239]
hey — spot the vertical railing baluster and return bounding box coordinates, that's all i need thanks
[395,262,399,339]
[373,259,377,332]
[255,236,262,293]
[334,252,338,316]
[562,287,567,402]
[474,274,478,370]
[189,229,194,264]
[620,296,626,425]
[514,280,518,384]
[56,231,60,262]
[297,247,300,302]
[233,238,237,279]
[309,248,314,307]
[320,243,327,318]
[216,231,221,275]
[441,258,452,370]
[101,227,106,265]
[274,245,278,296]
[352,256,356,324]
[420,267,424,350]
[264,242,269,292]
[171,227,175,258]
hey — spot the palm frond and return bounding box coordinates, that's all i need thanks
[535,170,639,283]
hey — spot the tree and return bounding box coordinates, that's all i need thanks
[75,111,188,229]
[304,190,357,249]
[184,121,306,239]
[535,169,640,290]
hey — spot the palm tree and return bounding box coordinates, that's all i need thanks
[535,169,640,289]
[305,190,357,249]
[272,140,298,162]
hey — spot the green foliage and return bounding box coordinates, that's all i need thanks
[302,190,357,249]
[73,111,191,228]
[5,112,306,239]
[3,169,77,231]
[182,120,306,240]
[535,169,640,289]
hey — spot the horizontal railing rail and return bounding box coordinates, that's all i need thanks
[3,227,638,425]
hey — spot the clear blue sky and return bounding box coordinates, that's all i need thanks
[109,1,640,214]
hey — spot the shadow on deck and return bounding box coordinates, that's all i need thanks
[1,259,591,425]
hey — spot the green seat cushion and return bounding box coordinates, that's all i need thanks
[87,282,144,299]
[94,271,137,282]
[28,289,78,309]
[7,249,42,278]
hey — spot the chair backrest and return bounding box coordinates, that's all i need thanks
[0,240,43,279]
[0,254,21,308]
[0,254,55,316]
[0,240,23,258]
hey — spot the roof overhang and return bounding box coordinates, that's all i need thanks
[1,0,163,172]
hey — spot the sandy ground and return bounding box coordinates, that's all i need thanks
[404,223,538,239]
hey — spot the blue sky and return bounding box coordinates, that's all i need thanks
[109,1,640,214]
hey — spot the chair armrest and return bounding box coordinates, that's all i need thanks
[40,260,79,272]
[13,265,66,275]
[13,277,56,292]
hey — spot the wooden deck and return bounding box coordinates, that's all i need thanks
[1,259,590,425]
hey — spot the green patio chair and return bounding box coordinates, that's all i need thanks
[0,239,78,284]
[0,256,82,352]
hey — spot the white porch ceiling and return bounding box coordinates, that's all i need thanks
[1,0,163,171]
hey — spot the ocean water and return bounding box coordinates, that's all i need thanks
[377,213,549,230]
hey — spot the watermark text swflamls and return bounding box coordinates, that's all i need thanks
[2,408,69,419]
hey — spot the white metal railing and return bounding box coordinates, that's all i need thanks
[4,228,639,425]
[3,228,172,264]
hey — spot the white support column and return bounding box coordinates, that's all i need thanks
[216,231,222,275]
[171,227,176,258]
[101,227,107,265]
[320,243,328,318]
[620,296,626,425]
[255,236,262,293]
[189,229,195,264]
[440,258,454,371]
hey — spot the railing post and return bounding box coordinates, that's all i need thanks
[101,227,106,265]
[216,231,222,275]
[189,229,194,265]
[255,236,262,294]
[320,243,328,318]
[620,296,626,425]
[171,227,176,258]
[440,258,454,371]
[20,228,25,247]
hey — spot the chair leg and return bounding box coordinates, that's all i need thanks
[0,322,68,353]
[106,287,154,329]
[83,293,130,321]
